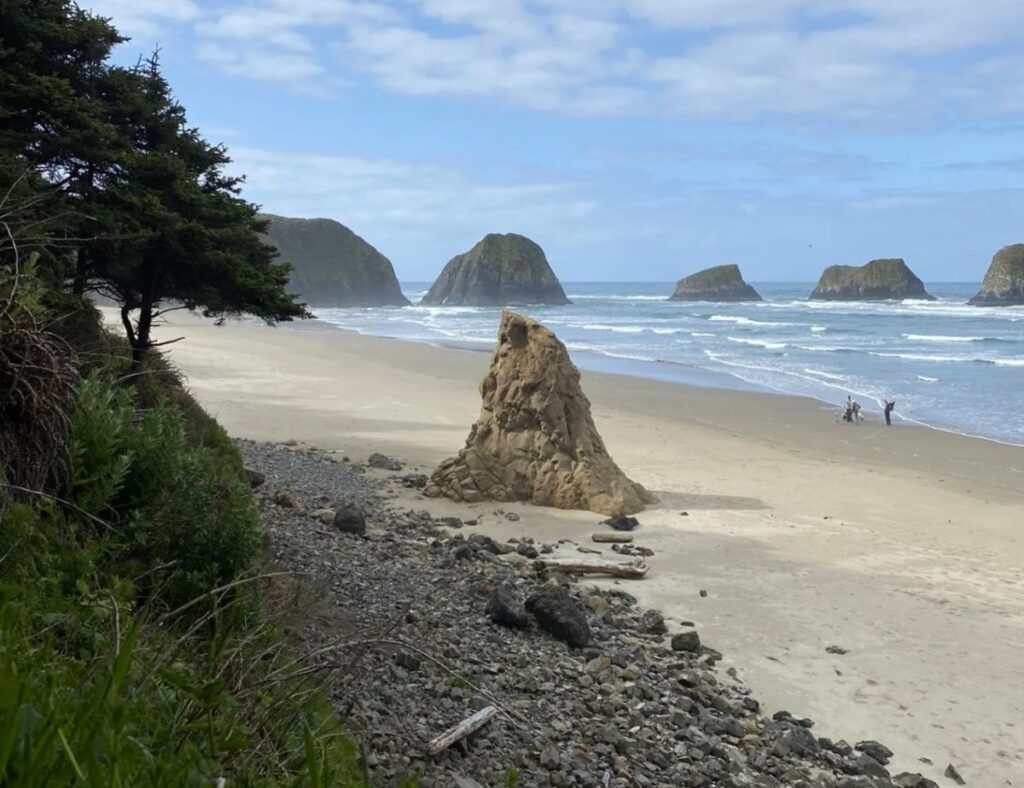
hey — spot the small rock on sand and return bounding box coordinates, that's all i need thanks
[368,453,402,471]
[273,490,295,508]
[603,515,639,531]
[944,763,965,785]
[671,630,701,653]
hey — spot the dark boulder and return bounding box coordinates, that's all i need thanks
[486,586,531,628]
[671,630,701,652]
[367,453,402,471]
[893,774,939,788]
[244,468,265,488]
[603,515,639,532]
[855,740,893,765]
[332,503,367,535]
[525,586,591,648]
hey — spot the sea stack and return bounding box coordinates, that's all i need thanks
[810,259,934,301]
[421,233,570,306]
[968,244,1024,306]
[424,312,654,516]
[669,264,761,302]
[260,215,409,307]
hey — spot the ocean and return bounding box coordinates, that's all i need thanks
[316,282,1024,446]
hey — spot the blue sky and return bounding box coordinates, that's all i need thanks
[87,0,1024,282]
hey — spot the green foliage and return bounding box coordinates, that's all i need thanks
[0,563,369,787]
[0,349,365,786]
[67,372,262,606]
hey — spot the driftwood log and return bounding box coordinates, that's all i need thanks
[427,706,498,755]
[592,532,633,543]
[536,557,649,578]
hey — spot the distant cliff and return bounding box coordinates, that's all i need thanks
[421,233,570,306]
[669,264,761,302]
[969,244,1024,306]
[810,259,934,301]
[260,215,409,307]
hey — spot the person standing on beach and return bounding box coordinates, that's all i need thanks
[884,400,895,426]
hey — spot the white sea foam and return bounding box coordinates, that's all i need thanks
[917,375,940,382]
[567,294,667,301]
[903,333,990,343]
[804,368,848,382]
[580,323,645,333]
[709,315,793,327]
[727,336,789,350]
[810,325,827,332]
[870,351,977,363]
[690,332,715,338]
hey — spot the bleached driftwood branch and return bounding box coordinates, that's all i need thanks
[537,557,649,578]
[591,532,633,543]
[427,705,498,755]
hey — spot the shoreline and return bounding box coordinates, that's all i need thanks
[105,308,1024,784]
[308,313,1024,451]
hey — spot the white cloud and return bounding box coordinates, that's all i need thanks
[230,146,593,228]
[190,0,1024,123]
[83,0,200,38]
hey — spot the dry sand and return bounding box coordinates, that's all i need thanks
[118,310,1024,786]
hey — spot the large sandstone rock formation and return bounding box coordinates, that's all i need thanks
[421,233,570,306]
[669,264,761,302]
[260,214,409,307]
[424,312,653,515]
[810,259,934,301]
[969,244,1024,306]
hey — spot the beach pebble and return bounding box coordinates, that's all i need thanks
[856,740,893,764]
[603,515,640,531]
[671,630,702,653]
[368,452,402,471]
[893,774,939,788]
[273,490,296,507]
[944,764,965,785]
[640,609,668,635]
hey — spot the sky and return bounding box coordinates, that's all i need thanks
[84,0,1024,282]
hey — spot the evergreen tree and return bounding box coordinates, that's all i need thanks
[1,6,307,363]
[96,57,307,368]
[0,0,128,285]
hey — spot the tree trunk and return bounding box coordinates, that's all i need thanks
[129,263,156,372]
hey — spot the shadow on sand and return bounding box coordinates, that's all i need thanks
[648,490,767,511]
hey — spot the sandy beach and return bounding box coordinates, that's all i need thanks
[127,310,1024,786]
